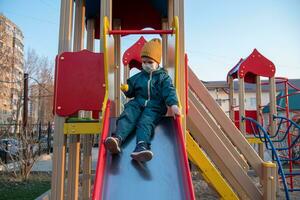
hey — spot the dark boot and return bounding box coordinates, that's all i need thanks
[104,135,122,154]
[130,142,153,162]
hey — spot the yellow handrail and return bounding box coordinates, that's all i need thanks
[100,16,110,132]
[173,16,182,113]
[173,16,179,90]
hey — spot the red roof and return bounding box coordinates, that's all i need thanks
[227,49,276,83]
[122,36,147,70]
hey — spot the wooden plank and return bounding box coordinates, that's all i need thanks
[269,77,277,136]
[51,0,73,199]
[162,19,168,67]
[51,117,67,200]
[188,100,262,199]
[113,19,121,116]
[168,0,174,27]
[81,18,95,200]
[67,1,85,199]
[67,135,80,200]
[86,19,95,51]
[188,68,263,177]
[82,134,93,199]
[228,76,234,121]
[187,115,248,199]
[189,90,249,171]
[256,76,264,160]
[123,64,130,85]
[238,77,246,134]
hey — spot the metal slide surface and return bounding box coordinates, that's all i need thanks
[97,117,193,200]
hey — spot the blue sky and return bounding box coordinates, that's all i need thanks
[1,0,299,81]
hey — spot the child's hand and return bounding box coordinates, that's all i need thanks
[120,84,129,92]
[171,105,181,118]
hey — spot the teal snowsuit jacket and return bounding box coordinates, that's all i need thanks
[115,67,179,144]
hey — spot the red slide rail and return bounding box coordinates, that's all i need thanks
[175,116,195,200]
[92,100,111,200]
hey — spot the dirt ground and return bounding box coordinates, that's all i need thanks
[191,167,300,200]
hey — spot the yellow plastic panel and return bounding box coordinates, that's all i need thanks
[64,122,101,134]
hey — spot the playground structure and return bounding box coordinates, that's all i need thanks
[51,0,278,199]
[227,50,300,199]
[227,49,277,159]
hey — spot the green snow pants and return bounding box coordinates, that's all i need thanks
[115,100,163,145]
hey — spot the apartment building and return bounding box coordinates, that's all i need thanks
[0,14,24,124]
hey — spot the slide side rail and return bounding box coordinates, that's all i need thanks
[92,100,111,200]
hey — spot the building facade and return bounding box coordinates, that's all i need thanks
[204,79,300,120]
[0,14,24,125]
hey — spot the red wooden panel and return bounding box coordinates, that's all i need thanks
[234,110,258,134]
[122,36,147,70]
[54,50,105,116]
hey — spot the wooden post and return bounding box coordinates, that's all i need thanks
[262,162,277,200]
[67,1,85,199]
[269,77,277,135]
[100,0,114,115]
[256,76,264,160]
[162,18,168,67]
[168,0,174,26]
[51,0,74,199]
[81,18,95,200]
[238,76,246,134]
[113,19,121,116]
[100,0,112,52]
[86,19,95,51]
[173,0,186,132]
[228,76,234,121]
[123,64,130,84]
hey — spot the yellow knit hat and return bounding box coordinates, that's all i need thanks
[140,38,162,64]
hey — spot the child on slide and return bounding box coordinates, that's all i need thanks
[104,38,180,162]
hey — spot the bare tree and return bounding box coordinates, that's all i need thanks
[0,49,54,181]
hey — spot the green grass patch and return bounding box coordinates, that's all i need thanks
[0,172,51,200]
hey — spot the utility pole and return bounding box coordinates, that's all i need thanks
[23,73,28,137]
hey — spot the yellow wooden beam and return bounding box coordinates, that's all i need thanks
[186,132,239,200]
[64,122,101,134]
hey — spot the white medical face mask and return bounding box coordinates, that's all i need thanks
[142,62,158,73]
